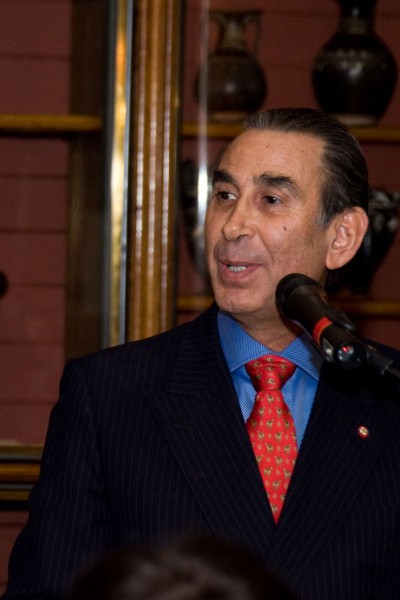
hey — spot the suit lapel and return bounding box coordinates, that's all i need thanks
[146,307,277,558]
[267,363,400,587]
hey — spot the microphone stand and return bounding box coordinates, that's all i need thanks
[311,306,400,386]
[364,346,400,384]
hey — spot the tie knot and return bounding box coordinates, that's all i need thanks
[245,355,296,392]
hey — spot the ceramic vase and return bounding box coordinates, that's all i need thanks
[194,10,267,122]
[312,0,397,126]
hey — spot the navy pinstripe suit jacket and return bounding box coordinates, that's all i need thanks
[4,304,400,600]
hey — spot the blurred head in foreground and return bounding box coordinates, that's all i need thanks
[69,536,297,600]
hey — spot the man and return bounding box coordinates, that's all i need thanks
[4,108,400,600]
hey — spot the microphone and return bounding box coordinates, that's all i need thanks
[276,273,374,371]
[276,272,400,383]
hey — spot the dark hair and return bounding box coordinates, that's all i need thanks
[242,107,369,226]
[69,536,297,600]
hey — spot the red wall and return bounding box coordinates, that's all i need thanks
[0,0,72,589]
[0,0,71,443]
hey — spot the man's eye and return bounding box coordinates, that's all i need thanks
[263,195,281,205]
[214,190,235,201]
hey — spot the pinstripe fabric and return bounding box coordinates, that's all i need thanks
[4,303,400,600]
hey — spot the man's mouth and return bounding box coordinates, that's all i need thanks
[226,264,248,272]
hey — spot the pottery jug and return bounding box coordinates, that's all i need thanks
[194,10,267,122]
[312,0,397,126]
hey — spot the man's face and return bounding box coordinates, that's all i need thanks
[205,129,338,329]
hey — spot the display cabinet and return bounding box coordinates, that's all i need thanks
[176,1,400,351]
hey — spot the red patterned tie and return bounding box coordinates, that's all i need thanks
[245,355,297,523]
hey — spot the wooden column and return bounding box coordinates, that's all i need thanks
[127,0,182,340]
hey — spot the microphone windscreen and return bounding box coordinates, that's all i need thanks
[276,273,319,311]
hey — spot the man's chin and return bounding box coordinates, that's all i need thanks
[213,293,263,319]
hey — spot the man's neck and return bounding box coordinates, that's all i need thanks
[232,316,301,353]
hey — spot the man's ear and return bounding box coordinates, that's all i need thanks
[325,207,369,270]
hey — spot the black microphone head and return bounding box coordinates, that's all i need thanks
[276,273,322,313]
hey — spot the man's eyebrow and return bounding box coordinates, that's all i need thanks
[211,169,300,196]
[211,169,236,186]
[256,172,300,195]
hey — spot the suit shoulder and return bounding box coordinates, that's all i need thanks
[65,304,218,377]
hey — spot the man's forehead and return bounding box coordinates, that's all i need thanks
[230,128,324,153]
[216,129,325,177]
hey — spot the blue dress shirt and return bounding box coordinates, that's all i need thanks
[217,310,324,447]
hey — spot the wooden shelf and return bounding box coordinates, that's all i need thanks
[0,444,42,508]
[182,122,400,143]
[178,295,213,312]
[182,121,242,139]
[0,463,40,483]
[0,114,102,135]
[350,126,400,143]
[0,444,42,461]
[177,295,400,318]
[335,298,400,318]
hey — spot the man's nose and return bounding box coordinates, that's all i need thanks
[221,199,255,241]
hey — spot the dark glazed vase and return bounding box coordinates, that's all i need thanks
[328,188,400,294]
[312,0,398,126]
[194,10,267,122]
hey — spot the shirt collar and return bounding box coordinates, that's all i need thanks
[217,310,323,380]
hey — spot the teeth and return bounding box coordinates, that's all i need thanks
[227,265,247,272]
